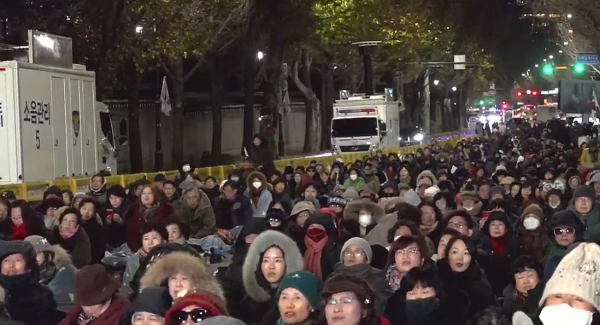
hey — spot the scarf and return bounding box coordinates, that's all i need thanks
[141,203,161,222]
[420,221,438,235]
[490,236,507,257]
[399,176,411,186]
[39,261,58,285]
[304,226,328,280]
[59,225,78,239]
[10,223,29,241]
[549,241,567,258]
[386,263,404,291]
[77,310,97,325]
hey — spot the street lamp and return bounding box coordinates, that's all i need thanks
[535,64,539,67]
[549,55,554,59]
[452,86,457,91]
[543,59,547,62]
[559,50,563,53]
[522,73,526,77]
[567,13,572,18]
[135,26,143,34]
[564,41,569,45]
[433,79,440,86]
[257,51,265,60]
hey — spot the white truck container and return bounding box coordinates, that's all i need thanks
[331,89,402,153]
[0,60,117,184]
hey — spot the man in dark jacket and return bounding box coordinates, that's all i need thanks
[0,240,60,325]
[214,181,252,238]
[251,134,275,178]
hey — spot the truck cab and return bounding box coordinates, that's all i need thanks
[331,89,401,154]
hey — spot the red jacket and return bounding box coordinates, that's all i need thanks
[125,202,175,251]
[59,295,130,325]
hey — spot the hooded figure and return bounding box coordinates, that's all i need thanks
[140,251,227,315]
[24,235,77,313]
[517,204,550,265]
[543,209,585,283]
[0,240,58,325]
[178,188,217,240]
[303,212,341,281]
[120,287,171,325]
[250,134,275,178]
[567,185,600,244]
[343,200,385,238]
[244,172,273,218]
[241,230,303,325]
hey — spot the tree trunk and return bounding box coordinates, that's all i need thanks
[127,63,143,173]
[321,63,334,150]
[292,50,321,153]
[171,57,185,166]
[263,45,284,159]
[242,54,257,157]
[209,59,224,163]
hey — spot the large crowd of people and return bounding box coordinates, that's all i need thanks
[0,126,599,325]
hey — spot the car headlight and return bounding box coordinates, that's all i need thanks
[413,133,424,141]
[479,116,487,123]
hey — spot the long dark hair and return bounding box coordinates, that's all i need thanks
[6,200,45,236]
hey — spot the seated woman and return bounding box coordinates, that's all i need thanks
[386,235,433,292]
[51,207,91,269]
[276,271,323,325]
[514,243,600,325]
[322,274,391,325]
[501,255,544,316]
[384,266,447,325]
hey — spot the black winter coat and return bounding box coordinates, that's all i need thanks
[437,260,495,325]
[476,235,521,297]
[80,217,107,265]
[2,277,59,325]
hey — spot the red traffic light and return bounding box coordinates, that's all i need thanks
[502,103,508,110]
[517,91,523,97]
[532,90,538,96]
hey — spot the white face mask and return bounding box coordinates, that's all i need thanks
[358,214,372,227]
[539,304,593,325]
[182,164,191,173]
[350,174,358,181]
[230,176,240,182]
[463,206,474,211]
[252,181,262,189]
[549,202,560,209]
[523,217,540,230]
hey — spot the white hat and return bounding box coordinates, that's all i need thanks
[424,185,440,198]
[540,242,600,310]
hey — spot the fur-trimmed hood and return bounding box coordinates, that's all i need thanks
[49,245,72,270]
[242,230,303,303]
[140,252,226,314]
[247,171,269,193]
[343,200,385,223]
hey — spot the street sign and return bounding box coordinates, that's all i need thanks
[454,55,466,70]
[577,54,599,64]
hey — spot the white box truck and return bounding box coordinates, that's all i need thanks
[0,60,117,184]
[331,89,402,153]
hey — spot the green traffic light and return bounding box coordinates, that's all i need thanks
[479,100,484,105]
[574,63,585,74]
[542,65,554,75]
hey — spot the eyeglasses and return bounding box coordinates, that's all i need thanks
[297,212,310,219]
[326,296,355,306]
[268,218,281,223]
[172,308,211,325]
[344,249,364,257]
[418,184,430,189]
[448,222,467,230]
[395,247,419,256]
[553,227,575,236]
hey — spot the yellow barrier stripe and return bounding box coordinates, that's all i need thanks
[0,133,472,201]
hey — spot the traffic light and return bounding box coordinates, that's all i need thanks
[502,102,508,110]
[531,90,538,96]
[574,63,585,74]
[517,91,523,97]
[543,64,554,75]
[479,100,484,105]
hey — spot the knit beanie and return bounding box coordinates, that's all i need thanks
[276,271,323,311]
[483,211,511,235]
[540,243,600,310]
[489,186,505,200]
[322,274,375,309]
[328,196,347,208]
[573,185,595,201]
[461,190,479,203]
[340,237,372,263]
[522,204,544,220]
[290,201,316,217]
[342,187,360,201]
